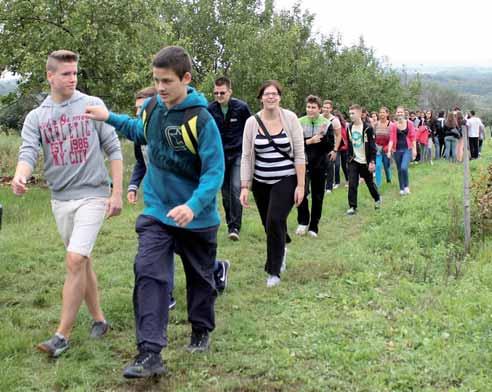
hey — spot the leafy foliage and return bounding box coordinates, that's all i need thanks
[0,0,420,123]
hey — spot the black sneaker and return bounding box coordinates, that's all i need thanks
[169,297,177,310]
[186,330,210,353]
[37,334,69,358]
[123,351,167,379]
[90,320,109,338]
[215,260,230,293]
[228,228,240,241]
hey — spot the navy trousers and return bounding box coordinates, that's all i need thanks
[133,215,218,353]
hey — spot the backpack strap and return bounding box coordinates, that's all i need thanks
[142,95,158,141]
[181,107,202,155]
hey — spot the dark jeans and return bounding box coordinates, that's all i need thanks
[348,160,380,209]
[133,215,218,353]
[221,155,242,232]
[393,149,412,190]
[469,137,479,159]
[297,166,326,233]
[252,175,296,277]
[325,159,334,190]
[335,151,348,184]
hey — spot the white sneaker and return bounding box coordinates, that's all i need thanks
[325,189,332,194]
[333,184,340,189]
[399,190,405,196]
[307,230,318,238]
[281,247,287,273]
[295,224,308,236]
[404,187,411,195]
[346,207,356,215]
[267,275,281,287]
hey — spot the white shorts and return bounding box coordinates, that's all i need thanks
[51,197,107,257]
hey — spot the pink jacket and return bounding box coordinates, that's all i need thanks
[389,120,416,151]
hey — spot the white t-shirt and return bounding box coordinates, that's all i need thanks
[466,117,484,138]
[351,124,366,164]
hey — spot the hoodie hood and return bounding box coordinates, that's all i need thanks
[40,90,85,108]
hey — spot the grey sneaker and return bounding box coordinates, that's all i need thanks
[90,321,109,338]
[123,351,167,379]
[375,198,382,210]
[37,334,69,358]
[186,330,210,353]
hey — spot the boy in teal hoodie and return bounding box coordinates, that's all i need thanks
[86,46,225,378]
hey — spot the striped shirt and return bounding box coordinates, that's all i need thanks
[254,130,296,184]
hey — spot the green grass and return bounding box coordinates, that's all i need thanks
[2,134,492,391]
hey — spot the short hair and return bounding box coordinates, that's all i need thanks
[257,80,283,99]
[306,95,322,108]
[135,86,157,100]
[349,104,361,111]
[46,50,79,72]
[409,111,416,116]
[361,106,368,113]
[438,111,445,117]
[470,110,476,116]
[323,100,333,107]
[214,76,232,89]
[152,46,192,79]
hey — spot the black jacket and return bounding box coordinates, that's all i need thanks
[208,98,252,160]
[347,123,377,164]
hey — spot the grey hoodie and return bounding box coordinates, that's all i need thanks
[18,90,122,200]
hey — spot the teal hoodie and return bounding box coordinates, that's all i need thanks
[107,87,225,229]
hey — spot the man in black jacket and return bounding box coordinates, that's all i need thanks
[208,77,251,241]
[346,104,380,215]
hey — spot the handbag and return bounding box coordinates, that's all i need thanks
[254,114,294,162]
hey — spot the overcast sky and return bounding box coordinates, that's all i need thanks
[275,0,492,69]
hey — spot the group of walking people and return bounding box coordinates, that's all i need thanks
[11,44,486,380]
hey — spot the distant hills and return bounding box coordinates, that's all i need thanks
[0,78,19,96]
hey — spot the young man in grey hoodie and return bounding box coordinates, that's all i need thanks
[11,50,123,357]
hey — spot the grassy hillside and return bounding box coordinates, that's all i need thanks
[1,135,492,391]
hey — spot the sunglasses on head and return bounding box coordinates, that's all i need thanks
[213,91,227,96]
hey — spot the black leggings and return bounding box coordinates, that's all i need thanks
[252,175,296,276]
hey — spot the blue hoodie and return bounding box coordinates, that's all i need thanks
[107,87,225,229]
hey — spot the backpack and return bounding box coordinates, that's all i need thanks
[141,95,203,155]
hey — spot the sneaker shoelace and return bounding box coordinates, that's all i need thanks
[134,352,153,366]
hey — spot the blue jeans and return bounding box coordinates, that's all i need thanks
[375,148,392,188]
[433,137,440,160]
[393,149,412,191]
[444,136,458,162]
[221,155,242,232]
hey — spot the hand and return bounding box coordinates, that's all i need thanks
[167,204,194,227]
[11,175,27,196]
[240,188,249,208]
[386,151,392,159]
[368,162,375,173]
[85,105,110,121]
[309,134,322,144]
[412,149,417,160]
[294,185,304,207]
[127,190,138,204]
[106,193,123,218]
[328,150,337,161]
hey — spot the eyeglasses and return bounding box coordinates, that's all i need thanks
[213,91,227,96]
[262,92,279,97]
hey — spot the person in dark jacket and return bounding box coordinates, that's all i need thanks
[208,77,252,241]
[127,87,157,204]
[345,104,380,215]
